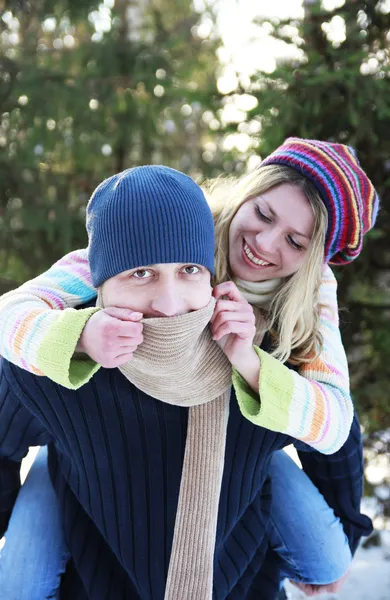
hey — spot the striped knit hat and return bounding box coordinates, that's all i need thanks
[261,137,380,265]
[86,165,215,287]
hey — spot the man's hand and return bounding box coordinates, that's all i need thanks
[77,308,143,368]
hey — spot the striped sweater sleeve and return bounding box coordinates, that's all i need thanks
[0,249,100,388]
[233,265,353,454]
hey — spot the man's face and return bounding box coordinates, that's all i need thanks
[101,263,212,317]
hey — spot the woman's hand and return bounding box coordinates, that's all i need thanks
[76,307,144,367]
[210,282,260,391]
[290,567,350,597]
[211,282,256,363]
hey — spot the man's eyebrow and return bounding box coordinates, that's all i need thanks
[258,197,311,240]
[132,264,157,269]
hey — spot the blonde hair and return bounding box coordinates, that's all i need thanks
[203,165,328,365]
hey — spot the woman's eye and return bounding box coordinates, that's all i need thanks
[255,206,272,223]
[182,265,200,275]
[132,269,152,279]
[288,236,303,251]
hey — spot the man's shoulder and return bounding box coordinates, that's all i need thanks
[0,355,43,394]
[1,352,115,393]
[0,355,104,412]
[0,357,37,410]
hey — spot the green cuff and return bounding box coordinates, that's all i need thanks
[233,346,294,433]
[37,307,101,389]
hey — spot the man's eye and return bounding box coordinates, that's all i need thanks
[182,265,200,275]
[132,269,152,279]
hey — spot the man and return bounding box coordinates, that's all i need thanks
[0,166,372,600]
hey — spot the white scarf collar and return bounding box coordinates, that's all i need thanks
[233,276,282,308]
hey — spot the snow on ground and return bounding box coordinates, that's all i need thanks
[283,437,390,599]
[285,489,390,600]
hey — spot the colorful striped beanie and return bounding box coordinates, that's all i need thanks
[261,137,380,265]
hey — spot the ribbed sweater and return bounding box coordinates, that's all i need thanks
[0,346,372,599]
[0,249,353,454]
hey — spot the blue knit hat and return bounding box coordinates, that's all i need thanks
[86,166,215,287]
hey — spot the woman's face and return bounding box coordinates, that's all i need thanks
[228,183,315,282]
[101,263,212,317]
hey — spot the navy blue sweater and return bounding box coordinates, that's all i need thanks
[0,357,372,600]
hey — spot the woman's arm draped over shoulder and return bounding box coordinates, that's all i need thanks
[0,249,100,388]
[233,265,354,454]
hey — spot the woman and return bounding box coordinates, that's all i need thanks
[0,139,376,597]
[1,138,378,449]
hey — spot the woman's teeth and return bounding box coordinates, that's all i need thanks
[244,243,271,266]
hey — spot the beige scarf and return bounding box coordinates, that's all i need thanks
[97,293,233,599]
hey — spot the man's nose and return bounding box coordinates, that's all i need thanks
[150,286,183,317]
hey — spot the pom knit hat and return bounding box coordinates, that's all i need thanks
[86,165,215,287]
[261,137,380,265]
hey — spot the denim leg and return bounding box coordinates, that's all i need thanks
[0,446,70,600]
[268,449,352,585]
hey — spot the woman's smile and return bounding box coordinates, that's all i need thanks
[228,183,314,282]
[241,240,274,269]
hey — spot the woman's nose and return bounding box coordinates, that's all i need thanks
[254,228,279,255]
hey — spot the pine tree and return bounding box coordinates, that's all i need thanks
[0,0,223,279]
[248,0,390,428]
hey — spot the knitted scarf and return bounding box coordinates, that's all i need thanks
[97,294,233,599]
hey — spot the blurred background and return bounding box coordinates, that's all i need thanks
[0,0,389,596]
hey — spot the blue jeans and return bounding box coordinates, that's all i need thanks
[268,449,352,585]
[0,447,70,600]
[0,448,352,597]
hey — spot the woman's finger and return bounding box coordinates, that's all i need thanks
[212,321,255,341]
[213,299,252,313]
[115,344,139,353]
[118,334,144,345]
[211,311,255,334]
[210,301,241,324]
[104,307,143,321]
[211,298,252,324]
[113,352,136,364]
[213,281,245,303]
